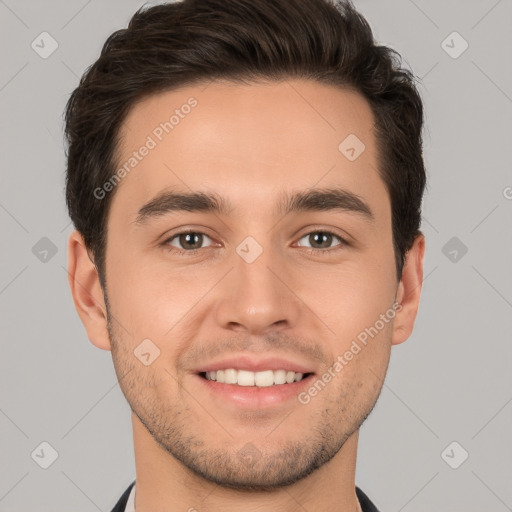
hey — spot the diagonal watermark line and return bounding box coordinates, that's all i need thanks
[368,367,438,438]
[197,483,219,507]
[470,204,499,233]
[471,265,512,309]
[61,369,133,439]
[0,203,29,233]
[422,215,439,234]
[472,0,504,29]
[60,219,73,233]
[285,79,336,131]
[264,409,295,438]
[380,378,439,439]
[0,0,29,28]
[0,408,29,438]
[398,472,439,511]
[164,368,234,438]
[408,0,439,28]
[61,0,92,29]
[472,395,512,439]
[199,78,215,93]
[61,60,80,80]
[0,472,29,502]
[0,265,28,296]
[472,61,512,104]
[281,486,312,512]
[164,267,234,336]
[422,265,438,283]
[420,61,439,81]
[266,265,336,336]
[472,470,511,510]
[61,471,102,511]
[0,62,29,92]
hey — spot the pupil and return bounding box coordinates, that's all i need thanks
[311,232,331,249]
[181,232,201,249]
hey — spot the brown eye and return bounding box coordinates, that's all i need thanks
[166,231,213,251]
[297,231,346,251]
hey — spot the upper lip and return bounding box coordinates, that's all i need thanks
[194,355,316,374]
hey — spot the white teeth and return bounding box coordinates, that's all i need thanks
[204,368,308,387]
[224,368,237,384]
[237,369,255,386]
[254,370,274,387]
[273,369,286,385]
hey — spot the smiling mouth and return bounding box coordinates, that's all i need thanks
[198,369,315,387]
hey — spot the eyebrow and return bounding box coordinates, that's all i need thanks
[134,186,374,224]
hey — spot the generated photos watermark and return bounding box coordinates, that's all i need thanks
[93,96,198,200]
[297,301,402,405]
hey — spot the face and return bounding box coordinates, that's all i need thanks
[96,79,407,489]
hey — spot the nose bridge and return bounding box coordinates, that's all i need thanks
[214,235,300,333]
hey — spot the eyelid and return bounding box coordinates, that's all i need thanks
[295,224,352,241]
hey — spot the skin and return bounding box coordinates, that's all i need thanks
[67,79,425,512]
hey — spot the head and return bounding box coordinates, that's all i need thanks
[66,0,426,491]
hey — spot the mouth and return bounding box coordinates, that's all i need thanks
[194,369,316,409]
[198,369,315,387]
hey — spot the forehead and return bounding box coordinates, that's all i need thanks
[110,79,388,224]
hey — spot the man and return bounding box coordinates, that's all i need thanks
[64,0,426,510]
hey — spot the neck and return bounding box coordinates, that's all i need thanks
[131,413,363,512]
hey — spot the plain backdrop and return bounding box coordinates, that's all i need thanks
[1,1,511,511]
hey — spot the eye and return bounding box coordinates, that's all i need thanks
[161,228,349,255]
[296,230,348,253]
[164,230,214,253]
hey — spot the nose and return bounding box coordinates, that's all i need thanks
[212,244,303,335]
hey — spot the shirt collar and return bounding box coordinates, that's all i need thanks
[124,483,136,512]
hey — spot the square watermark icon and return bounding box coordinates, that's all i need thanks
[441,441,469,469]
[31,32,59,59]
[134,338,161,366]
[441,31,468,59]
[442,236,468,263]
[32,237,58,263]
[31,441,59,469]
[237,442,262,465]
[338,134,366,161]
[236,236,263,263]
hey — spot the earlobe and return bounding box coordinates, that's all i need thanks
[391,233,425,346]
[66,230,112,351]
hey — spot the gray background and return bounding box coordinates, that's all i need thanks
[1,0,511,510]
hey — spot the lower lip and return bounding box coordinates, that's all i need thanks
[195,373,315,408]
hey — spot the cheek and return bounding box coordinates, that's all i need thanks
[307,262,396,384]
[315,259,396,330]
[106,254,213,343]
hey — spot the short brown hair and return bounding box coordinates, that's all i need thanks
[64,0,426,285]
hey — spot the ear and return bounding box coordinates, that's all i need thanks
[391,233,425,346]
[66,230,111,351]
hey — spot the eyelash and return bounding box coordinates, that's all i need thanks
[161,229,350,256]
